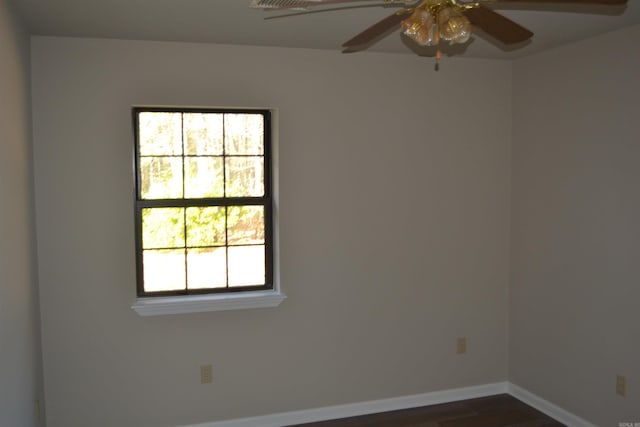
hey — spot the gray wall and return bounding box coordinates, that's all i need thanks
[510,25,640,425]
[31,37,511,427]
[0,0,44,425]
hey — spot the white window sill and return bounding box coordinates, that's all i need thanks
[132,290,286,316]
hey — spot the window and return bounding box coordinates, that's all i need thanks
[133,107,273,298]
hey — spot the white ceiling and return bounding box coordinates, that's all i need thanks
[9,0,640,59]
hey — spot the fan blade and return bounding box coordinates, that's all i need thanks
[464,5,533,44]
[342,9,412,47]
[492,0,626,4]
[251,0,408,10]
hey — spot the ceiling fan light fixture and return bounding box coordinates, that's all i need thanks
[250,0,628,61]
[401,3,471,47]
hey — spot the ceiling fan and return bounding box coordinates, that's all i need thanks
[250,0,628,65]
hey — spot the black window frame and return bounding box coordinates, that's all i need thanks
[133,106,273,297]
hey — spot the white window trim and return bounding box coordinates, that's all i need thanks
[131,107,282,317]
[132,289,286,316]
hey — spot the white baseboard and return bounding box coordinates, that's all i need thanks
[181,381,596,427]
[181,382,509,427]
[508,383,597,427]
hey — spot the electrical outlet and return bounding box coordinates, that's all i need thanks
[616,375,627,397]
[457,337,467,355]
[200,364,213,384]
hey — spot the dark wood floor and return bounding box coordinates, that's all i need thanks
[288,394,565,427]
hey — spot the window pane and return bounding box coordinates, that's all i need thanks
[228,245,265,287]
[142,208,185,249]
[187,248,227,289]
[227,206,264,245]
[143,249,186,292]
[139,112,182,156]
[184,113,224,155]
[224,114,264,155]
[184,157,224,198]
[186,207,226,247]
[225,156,264,197]
[140,157,184,199]
[135,108,272,297]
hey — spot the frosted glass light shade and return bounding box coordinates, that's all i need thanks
[401,8,438,46]
[438,6,471,44]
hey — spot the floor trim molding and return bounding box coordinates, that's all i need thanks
[182,381,595,427]
[181,382,508,427]
[508,383,597,427]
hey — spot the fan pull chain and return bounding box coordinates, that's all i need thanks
[434,29,441,71]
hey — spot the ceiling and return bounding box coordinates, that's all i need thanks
[9,0,640,59]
